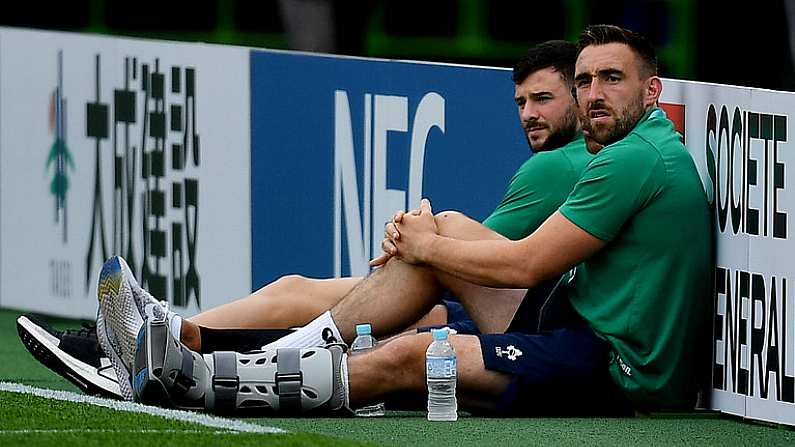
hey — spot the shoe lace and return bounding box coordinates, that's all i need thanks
[143,300,172,320]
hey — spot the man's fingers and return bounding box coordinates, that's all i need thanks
[370,238,398,267]
[393,210,405,223]
[369,253,390,267]
[384,222,400,241]
[382,238,397,256]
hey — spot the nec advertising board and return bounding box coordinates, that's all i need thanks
[249,51,530,288]
[664,80,795,424]
[0,28,251,319]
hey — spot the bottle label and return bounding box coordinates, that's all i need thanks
[426,356,457,379]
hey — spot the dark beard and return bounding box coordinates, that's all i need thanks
[538,122,577,152]
[532,108,579,152]
[600,105,644,146]
[581,92,646,147]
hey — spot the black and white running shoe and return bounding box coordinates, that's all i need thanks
[16,314,123,399]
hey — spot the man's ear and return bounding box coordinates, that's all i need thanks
[645,76,662,108]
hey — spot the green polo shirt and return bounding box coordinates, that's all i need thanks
[484,136,592,239]
[560,108,711,409]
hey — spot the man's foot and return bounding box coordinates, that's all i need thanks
[96,256,180,400]
[16,315,122,399]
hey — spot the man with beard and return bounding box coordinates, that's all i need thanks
[20,40,594,406]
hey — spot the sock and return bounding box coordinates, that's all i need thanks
[262,310,344,350]
[169,315,183,342]
[197,327,295,353]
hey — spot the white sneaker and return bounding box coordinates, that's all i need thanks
[95,256,181,401]
[16,314,122,400]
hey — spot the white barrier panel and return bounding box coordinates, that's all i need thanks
[0,28,252,319]
[663,80,795,424]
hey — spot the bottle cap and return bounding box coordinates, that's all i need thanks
[431,328,449,341]
[355,323,372,336]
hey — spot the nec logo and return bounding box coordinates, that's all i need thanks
[333,90,445,276]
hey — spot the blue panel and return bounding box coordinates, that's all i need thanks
[251,51,530,289]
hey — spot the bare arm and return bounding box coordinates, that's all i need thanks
[393,200,605,288]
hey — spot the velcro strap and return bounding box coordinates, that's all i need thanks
[276,348,303,413]
[172,348,196,395]
[212,351,239,413]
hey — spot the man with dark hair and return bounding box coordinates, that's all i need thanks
[20,40,595,408]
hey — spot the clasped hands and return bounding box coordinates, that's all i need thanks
[369,198,438,267]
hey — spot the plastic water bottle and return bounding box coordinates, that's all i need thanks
[350,323,386,417]
[426,327,458,421]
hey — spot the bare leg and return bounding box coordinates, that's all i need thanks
[178,275,361,351]
[180,277,450,351]
[189,276,362,329]
[332,211,526,342]
[349,332,510,411]
[430,212,527,332]
[437,273,525,334]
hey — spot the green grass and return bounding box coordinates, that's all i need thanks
[0,391,370,446]
[3,308,795,446]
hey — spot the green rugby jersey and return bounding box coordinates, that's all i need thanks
[559,108,711,409]
[484,136,592,240]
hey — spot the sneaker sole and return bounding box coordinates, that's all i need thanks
[17,316,122,399]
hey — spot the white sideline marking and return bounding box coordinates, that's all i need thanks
[0,429,233,434]
[0,382,284,434]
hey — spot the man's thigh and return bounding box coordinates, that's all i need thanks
[439,279,526,334]
[432,212,526,332]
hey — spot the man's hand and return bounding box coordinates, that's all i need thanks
[369,208,420,267]
[389,198,439,264]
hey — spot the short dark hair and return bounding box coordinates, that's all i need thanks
[512,40,578,86]
[577,24,657,77]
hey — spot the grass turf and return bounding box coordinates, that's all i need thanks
[0,391,372,446]
[3,308,795,446]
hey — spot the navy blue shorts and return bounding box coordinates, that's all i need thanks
[477,324,632,416]
[429,278,633,416]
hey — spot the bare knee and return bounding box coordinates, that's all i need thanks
[434,210,467,237]
[252,274,325,325]
[253,273,317,300]
[434,210,501,241]
[268,274,310,294]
